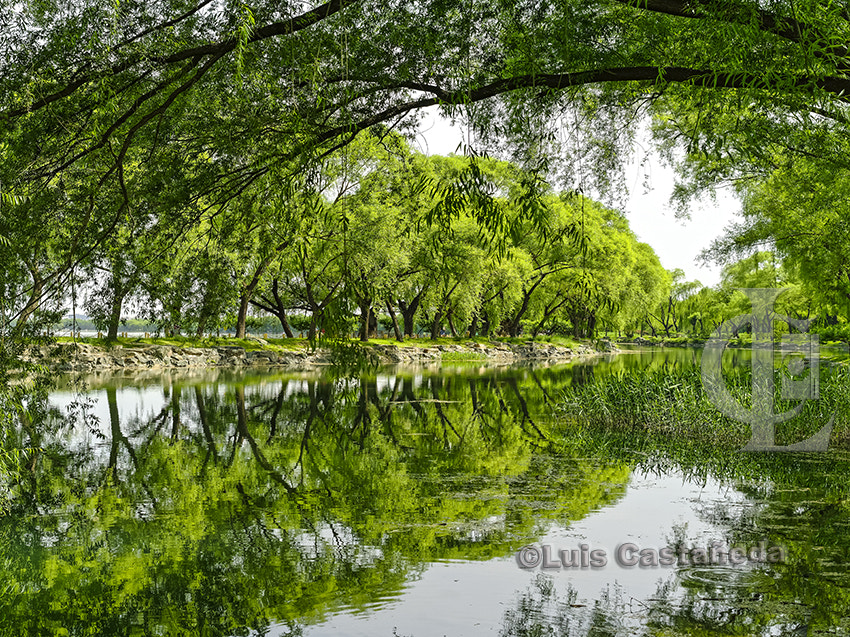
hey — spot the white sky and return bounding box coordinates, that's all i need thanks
[413,106,740,287]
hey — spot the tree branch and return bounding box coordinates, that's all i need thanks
[3,0,356,119]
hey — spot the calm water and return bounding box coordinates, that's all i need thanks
[13,348,850,635]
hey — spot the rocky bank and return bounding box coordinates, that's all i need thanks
[22,338,608,372]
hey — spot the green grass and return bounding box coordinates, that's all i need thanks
[441,351,488,361]
[537,334,584,349]
[54,333,594,354]
[555,364,850,451]
[55,335,309,352]
[364,336,499,347]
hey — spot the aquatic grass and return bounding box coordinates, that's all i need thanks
[555,364,850,452]
[551,364,850,490]
[557,367,746,445]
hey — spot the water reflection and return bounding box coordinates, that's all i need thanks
[2,350,846,635]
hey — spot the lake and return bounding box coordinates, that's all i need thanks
[10,347,850,635]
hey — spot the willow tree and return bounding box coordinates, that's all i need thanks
[3,0,850,326]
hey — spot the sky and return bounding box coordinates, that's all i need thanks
[413,106,741,287]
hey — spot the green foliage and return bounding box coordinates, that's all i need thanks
[441,350,488,361]
[0,365,637,633]
[35,141,665,346]
[558,361,850,453]
[9,0,850,351]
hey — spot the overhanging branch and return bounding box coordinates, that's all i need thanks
[302,65,850,159]
[3,0,357,120]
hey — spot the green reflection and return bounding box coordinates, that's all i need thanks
[4,350,850,635]
[4,364,631,635]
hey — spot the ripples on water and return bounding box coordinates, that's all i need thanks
[17,348,848,635]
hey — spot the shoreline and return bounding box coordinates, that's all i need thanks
[22,337,612,372]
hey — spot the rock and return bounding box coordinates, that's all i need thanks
[247,351,278,364]
[595,338,616,352]
[21,335,602,372]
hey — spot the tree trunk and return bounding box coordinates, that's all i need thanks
[666,296,675,336]
[106,290,123,340]
[506,293,532,337]
[236,249,287,340]
[505,280,544,339]
[430,309,442,340]
[399,292,423,338]
[359,301,372,342]
[368,309,378,339]
[273,279,295,338]
[508,318,521,337]
[571,308,588,338]
[386,301,403,342]
[447,310,457,337]
[279,312,294,338]
[235,292,250,339]
[251,280,295,337]
[234,239,294,339]
[468,314,479,338]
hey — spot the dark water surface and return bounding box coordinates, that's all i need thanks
[19,349,850,635]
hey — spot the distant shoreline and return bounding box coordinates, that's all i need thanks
[22,336,610,372]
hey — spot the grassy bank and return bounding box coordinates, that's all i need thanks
[55,335,308,352]
[55,333,589,352]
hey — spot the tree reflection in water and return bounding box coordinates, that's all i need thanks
[3,357,850,635]
[3,366,629,635]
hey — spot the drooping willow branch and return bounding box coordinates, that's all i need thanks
[300,65,850,160]
[2,0,358,120]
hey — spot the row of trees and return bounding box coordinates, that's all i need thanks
[638,251,843,340]
[4,0,850,350]
[35,136,675,342]
[8,120,846,345]
[18,115,844,345]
